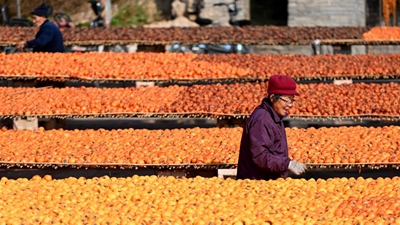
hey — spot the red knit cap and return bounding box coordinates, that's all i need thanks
[267,75,299,95]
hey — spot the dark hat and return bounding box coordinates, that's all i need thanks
[267,75,299,95]
[31,3,49,17]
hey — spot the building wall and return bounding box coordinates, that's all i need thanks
[288,0,366,27]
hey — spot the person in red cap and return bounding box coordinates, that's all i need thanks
[17,3,64,53]
[237,74,307,180]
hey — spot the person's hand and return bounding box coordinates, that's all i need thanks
[17,41,26,51]
[288,161,307,175]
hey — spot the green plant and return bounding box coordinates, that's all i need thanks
[110,0,149,27]
[152,10,164,23]
[76,21,91,27]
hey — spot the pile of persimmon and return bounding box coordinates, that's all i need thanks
[0,126,398,165]
[1,52,400,80]
[363,26,400,40]
[0,26,369,44]
[286,126,400,164]
[0,82,398,119]
[0,127,241,165]
[0,175,399,224]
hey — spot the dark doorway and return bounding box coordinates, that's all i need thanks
[366,0,400,27]
[366,0,381,27]
[250,0,288,26]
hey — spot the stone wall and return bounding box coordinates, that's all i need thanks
[288,0,366,27]
[252,45,312,55]
[142,0,250,27]
[198,0,250,26]
[367,45,400,54]
[251,44,400,55]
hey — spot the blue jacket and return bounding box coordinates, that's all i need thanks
[26,20,64,53]
[236,98,291,180]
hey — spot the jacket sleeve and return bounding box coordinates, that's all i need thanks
[26,25,54,48]
[247,118,291,173]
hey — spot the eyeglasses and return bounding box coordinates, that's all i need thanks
[279,97,296,105]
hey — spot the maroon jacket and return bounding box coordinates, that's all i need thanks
[237,98,291,180]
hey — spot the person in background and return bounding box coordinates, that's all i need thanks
[17,3,64,53]
[237,74,307,180]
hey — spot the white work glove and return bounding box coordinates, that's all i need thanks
[288,161,307,175]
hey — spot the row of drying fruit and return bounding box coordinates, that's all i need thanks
[1,53,399,80]
[363,26,400,40]
[0,26,369,43]
[0,126,398,165]
[0,82,398,118]
[0,175,399,225]
[1,26,398,44]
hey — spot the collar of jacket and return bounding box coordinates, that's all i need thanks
[261,97,288,123]
[40,19,49,28]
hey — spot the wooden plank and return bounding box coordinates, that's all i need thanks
[333,79,353,85]
[136,81,155,88]
[218,169,237,179]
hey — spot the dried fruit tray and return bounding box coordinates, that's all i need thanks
[1,53,400,82]
[1,75,399,83]
[0,126,398,169]
[0,174,399,224]
[1,113,400,121]
[0,82,398,120]
[0,162,399,170]
[0,26,370,45]
[2,26,400,46]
